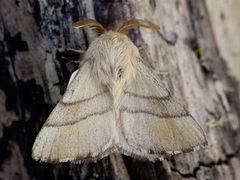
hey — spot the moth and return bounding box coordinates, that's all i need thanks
[32,19,207,163]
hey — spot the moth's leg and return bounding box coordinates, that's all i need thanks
[65,48,86,54]
[138,44,148,51]
[61,56,81,63]
[158,70,173,94]
[138,44,169,75]
[158,71,169,76]
[61,49,86,64]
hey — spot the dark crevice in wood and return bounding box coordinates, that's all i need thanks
[3,29,25,121]
[171,147,240,178]
[56,50,77,92]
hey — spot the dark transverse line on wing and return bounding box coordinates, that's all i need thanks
[121,108,189,119]
[59,92,106,106]
[124,91,172,101]
[46,108,112,127]
[59,91,172,106]
[46,108,189,127]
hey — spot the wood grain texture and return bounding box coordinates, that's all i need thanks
[0,0,240,179]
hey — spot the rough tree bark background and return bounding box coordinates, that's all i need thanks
[1,0,240,180]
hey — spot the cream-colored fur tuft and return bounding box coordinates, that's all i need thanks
[85,31,138,119]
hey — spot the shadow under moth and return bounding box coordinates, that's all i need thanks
[32,19,208,163]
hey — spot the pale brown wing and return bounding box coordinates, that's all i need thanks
[118,60,207,161]
[32,60,117,163]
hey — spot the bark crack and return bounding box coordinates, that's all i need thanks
[171,148,239,178]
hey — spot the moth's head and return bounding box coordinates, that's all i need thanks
[71,19,160,61]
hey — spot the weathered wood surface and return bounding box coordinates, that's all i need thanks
[0,0,240,179]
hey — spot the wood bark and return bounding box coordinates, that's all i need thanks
[1,0,240,179]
